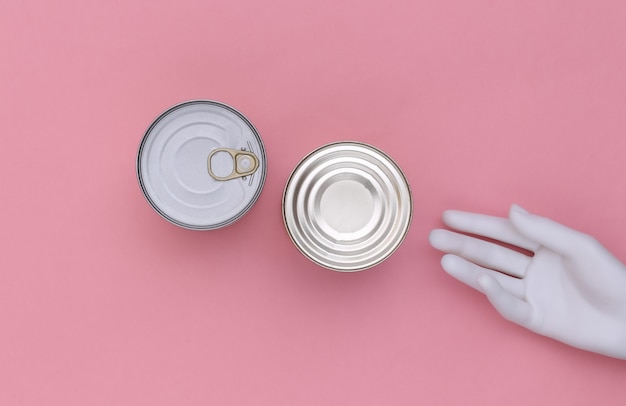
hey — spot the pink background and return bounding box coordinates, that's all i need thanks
[2,0,626,404]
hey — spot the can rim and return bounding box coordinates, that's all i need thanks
[136,99,267,230]
[282,141,413,271]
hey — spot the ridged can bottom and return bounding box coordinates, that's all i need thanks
[282,141,412,271]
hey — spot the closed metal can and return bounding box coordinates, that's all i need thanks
[137,100,266,230]
[282,141,412,271]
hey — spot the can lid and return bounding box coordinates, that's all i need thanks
[282,142,412,271]
[137,100,266,230]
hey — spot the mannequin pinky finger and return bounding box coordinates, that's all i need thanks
[477,273,533,327]
[441,254,525,299]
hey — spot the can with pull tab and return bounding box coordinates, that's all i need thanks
[137,100,267,230]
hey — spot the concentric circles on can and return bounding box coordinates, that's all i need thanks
[137,100,267,230]
[282,141,412,271]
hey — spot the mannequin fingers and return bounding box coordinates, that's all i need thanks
[442,210,540,252]
[430,229,532,278]
[441,254,525,299]
[477,274,532,327]
[509,205,594,258]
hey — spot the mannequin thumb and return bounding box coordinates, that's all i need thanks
[509,204,588,257]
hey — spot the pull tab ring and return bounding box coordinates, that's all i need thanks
[208,148,259,181]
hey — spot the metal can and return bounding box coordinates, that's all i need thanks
[282,141,412,271]
[137,100,267,230]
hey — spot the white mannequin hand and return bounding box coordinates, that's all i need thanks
[429,204,626,360]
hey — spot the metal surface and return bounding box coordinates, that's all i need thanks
[283,142,412,271]
[137,100,266,230]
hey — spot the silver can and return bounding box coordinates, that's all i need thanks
[137,100,266,230]
[282,142,412,271]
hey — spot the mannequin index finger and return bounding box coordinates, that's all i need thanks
[441,254,525,299]
[442,210,540,252]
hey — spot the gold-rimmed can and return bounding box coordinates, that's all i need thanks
[282,141,412,271]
